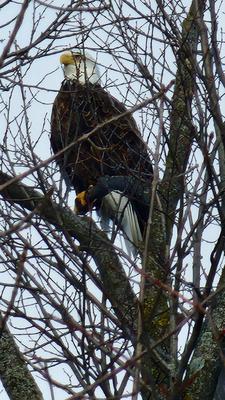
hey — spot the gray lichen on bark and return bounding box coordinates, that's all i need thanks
[0,319,43,400]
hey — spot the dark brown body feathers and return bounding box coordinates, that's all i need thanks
[51,80,152,193]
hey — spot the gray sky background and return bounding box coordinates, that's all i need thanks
[0,1,225,399]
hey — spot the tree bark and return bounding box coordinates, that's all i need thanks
[0,318,43,400]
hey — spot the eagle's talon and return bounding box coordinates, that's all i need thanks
[76,191,87,207]
[75,191,88,214]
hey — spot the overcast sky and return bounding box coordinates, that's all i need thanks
[1,1,225,399]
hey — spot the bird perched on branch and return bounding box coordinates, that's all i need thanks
[51,50,152,256]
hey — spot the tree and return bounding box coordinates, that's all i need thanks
[0,0,225,399]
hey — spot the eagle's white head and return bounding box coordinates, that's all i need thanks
[60,50,100,85]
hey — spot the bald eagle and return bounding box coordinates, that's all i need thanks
[51,50,152,256]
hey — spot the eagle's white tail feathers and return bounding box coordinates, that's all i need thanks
[98,191,142,257]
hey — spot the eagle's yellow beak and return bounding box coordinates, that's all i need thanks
[60,52,75,65]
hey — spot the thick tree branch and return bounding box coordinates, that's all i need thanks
[0,317,44,400]
[0,171,138,342]
[184,263,225,399]
[139,1,206,397]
